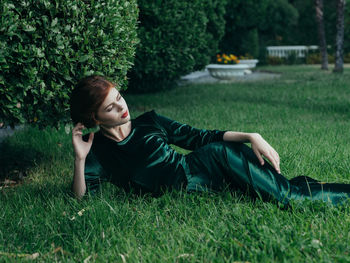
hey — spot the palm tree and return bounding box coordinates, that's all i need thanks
[334,0,346,73]
[314,0,328,70]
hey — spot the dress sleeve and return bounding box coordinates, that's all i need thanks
[84,150,107,195]
[152,111,227,150]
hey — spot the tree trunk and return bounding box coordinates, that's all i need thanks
[314,0,328,70]
[334,0,346,73]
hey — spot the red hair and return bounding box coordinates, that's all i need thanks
[70,75,115,128]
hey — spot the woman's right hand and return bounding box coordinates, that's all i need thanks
[72,123,94,161]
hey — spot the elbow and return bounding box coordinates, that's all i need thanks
[71,184,86,200]
[73,190,86,200]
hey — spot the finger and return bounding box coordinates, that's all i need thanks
[272,151,281,173]
[275,151,280,162]
[88,132,94,143]
[73,123,86,132]
[73,123,84,130]
[262,150,274,166]
[73,125,83,132]
[264,153,274,167]
[275,156,280,172]
[253,149,264,165]
[73,131,83,136]
[267,151,280,174]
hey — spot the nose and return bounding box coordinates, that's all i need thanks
[115,102,124,111]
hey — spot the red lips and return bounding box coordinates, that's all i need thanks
[121,111,128,118]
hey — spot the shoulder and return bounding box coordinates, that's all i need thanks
[135,110,157,119]
[133,110,173,131]
[133,110,158,123]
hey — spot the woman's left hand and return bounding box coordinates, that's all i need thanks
[249,133,281,174]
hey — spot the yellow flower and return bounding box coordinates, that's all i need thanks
[34,117,38,122]
[216,53,239,64]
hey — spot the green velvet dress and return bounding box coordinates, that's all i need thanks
[83,110,350,206]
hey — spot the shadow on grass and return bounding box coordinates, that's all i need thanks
[0,138,44,184]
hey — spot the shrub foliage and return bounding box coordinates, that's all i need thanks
[220,0,298,61]
[128,0,227,93]
[0,0,139,128]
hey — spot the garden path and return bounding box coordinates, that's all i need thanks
[179,68,281,85]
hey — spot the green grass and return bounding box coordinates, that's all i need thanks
[2,65,350,262]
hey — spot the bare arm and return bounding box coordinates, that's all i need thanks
[223,131,252,143]
[72,158,87,199]
[223,131,281,174]
[71,123,94,199]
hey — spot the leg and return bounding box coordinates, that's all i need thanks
[289,176,350,205]
[185,142,350,206]
[185,141,292,203]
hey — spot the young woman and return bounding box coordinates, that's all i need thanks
[70,75,350,206]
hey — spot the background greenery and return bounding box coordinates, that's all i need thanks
[220,0,350,63]
[2,0,350,126]
[127,0,227,93]
[1,66,350,262]
[0,0,139,128]
[220,0,298,59]
[129,0,350,92]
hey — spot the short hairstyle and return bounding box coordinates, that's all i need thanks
[70,75,116,128]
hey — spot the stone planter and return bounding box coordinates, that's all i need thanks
[238,59,259,69]
[206,64,250,80]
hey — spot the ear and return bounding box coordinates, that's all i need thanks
[92,112,100,125]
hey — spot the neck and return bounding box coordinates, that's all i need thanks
[100,121,131,142]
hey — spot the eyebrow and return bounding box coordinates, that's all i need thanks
[104,91,120,110]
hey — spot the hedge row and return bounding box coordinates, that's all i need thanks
[127,0,227,92]
[0,0,139,128]
[1,0,227,126]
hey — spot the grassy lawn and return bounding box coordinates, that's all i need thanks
[2,65,350,262]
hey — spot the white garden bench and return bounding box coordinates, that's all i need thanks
[266,45,319,58]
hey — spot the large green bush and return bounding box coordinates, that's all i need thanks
[220,0,270,56]
[0,0,139,128]
[195,0,227,70]
[128,0,227,93]
[240,28,259,58]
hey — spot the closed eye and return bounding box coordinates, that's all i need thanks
[105,92,122,112]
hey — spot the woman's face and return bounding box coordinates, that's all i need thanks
[95,87,130,127]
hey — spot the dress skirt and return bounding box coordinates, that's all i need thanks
[184,142,350,206]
